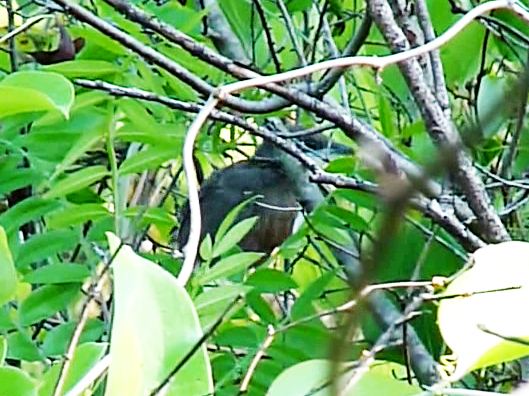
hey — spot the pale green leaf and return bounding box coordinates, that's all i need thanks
[267,360,420,396]
[0,366,37,396]
[0,226,17,305]
[438,241,529,380]
[105,233,213,396]
[0,71,74,118]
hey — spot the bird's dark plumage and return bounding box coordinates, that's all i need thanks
[175,158,297,253]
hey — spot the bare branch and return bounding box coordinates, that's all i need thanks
[367,0,515,243]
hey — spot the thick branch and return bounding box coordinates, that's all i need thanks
[367,0,510,243]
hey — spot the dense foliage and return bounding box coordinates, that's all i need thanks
[1,0,529,395]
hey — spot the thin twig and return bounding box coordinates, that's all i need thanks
[278,280,433,332]
[240,325,276,392]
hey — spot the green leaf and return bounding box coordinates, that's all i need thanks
[212,216,258,258]
[19,284,80,326]
[322,205,369,232]
[0,71,75,118]
[476,75,510,138]
[0,367,37,396]
[118,146,177,175]
[6,331,42,362]
[195,252,264,285]
[0,226,17,305]
[43,60,120,78]
[194,285,250,328]
[15,229,79,269]
[291,272,334,320]
[199,234,213,263]
[0,198,62,235]
[324,157,356,174]
[215,196,259,242]
[42,320,104,357]
[0,307,15,331]
[105,233,213,396]
[23,263,90,284]
[0,86,60,119]
[123,207,176,228]
[43,165,109,199]
[50,126,107,181]
[378,93,396,138]
[266,360,420,396]
[0,168,44,196]
[286,0,312,12]
[246,291,277,323]
[246,269,298,293]
[39,342,107,396]
[47,204,110,229]
[438,241,529,380]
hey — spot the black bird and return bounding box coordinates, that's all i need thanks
[175,134,351,254]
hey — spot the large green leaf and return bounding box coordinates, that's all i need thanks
[19,284,80,326]
[46,204,110,229]
[0,366,37,396]
[0,198,62,235]
[0,86,61,119]
[0,168,44,196]
[438,241,529,380]
[23,263,90,284]
[0,226,17,305]
[476,75,511,138]
[266,360,420,396]
[0,71,74,118]
[6,331,42,362]
[15,229,79,269]
[105,233,213,396]
[246,268,298,293]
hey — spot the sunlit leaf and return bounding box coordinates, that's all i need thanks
[0,71,74,118]
[266,360,421,396]
[438,241,529,380]
[0,366,37,396]
[0,226,17,305]
[105,233,213,396]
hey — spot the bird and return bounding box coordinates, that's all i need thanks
[174,133,351,255]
